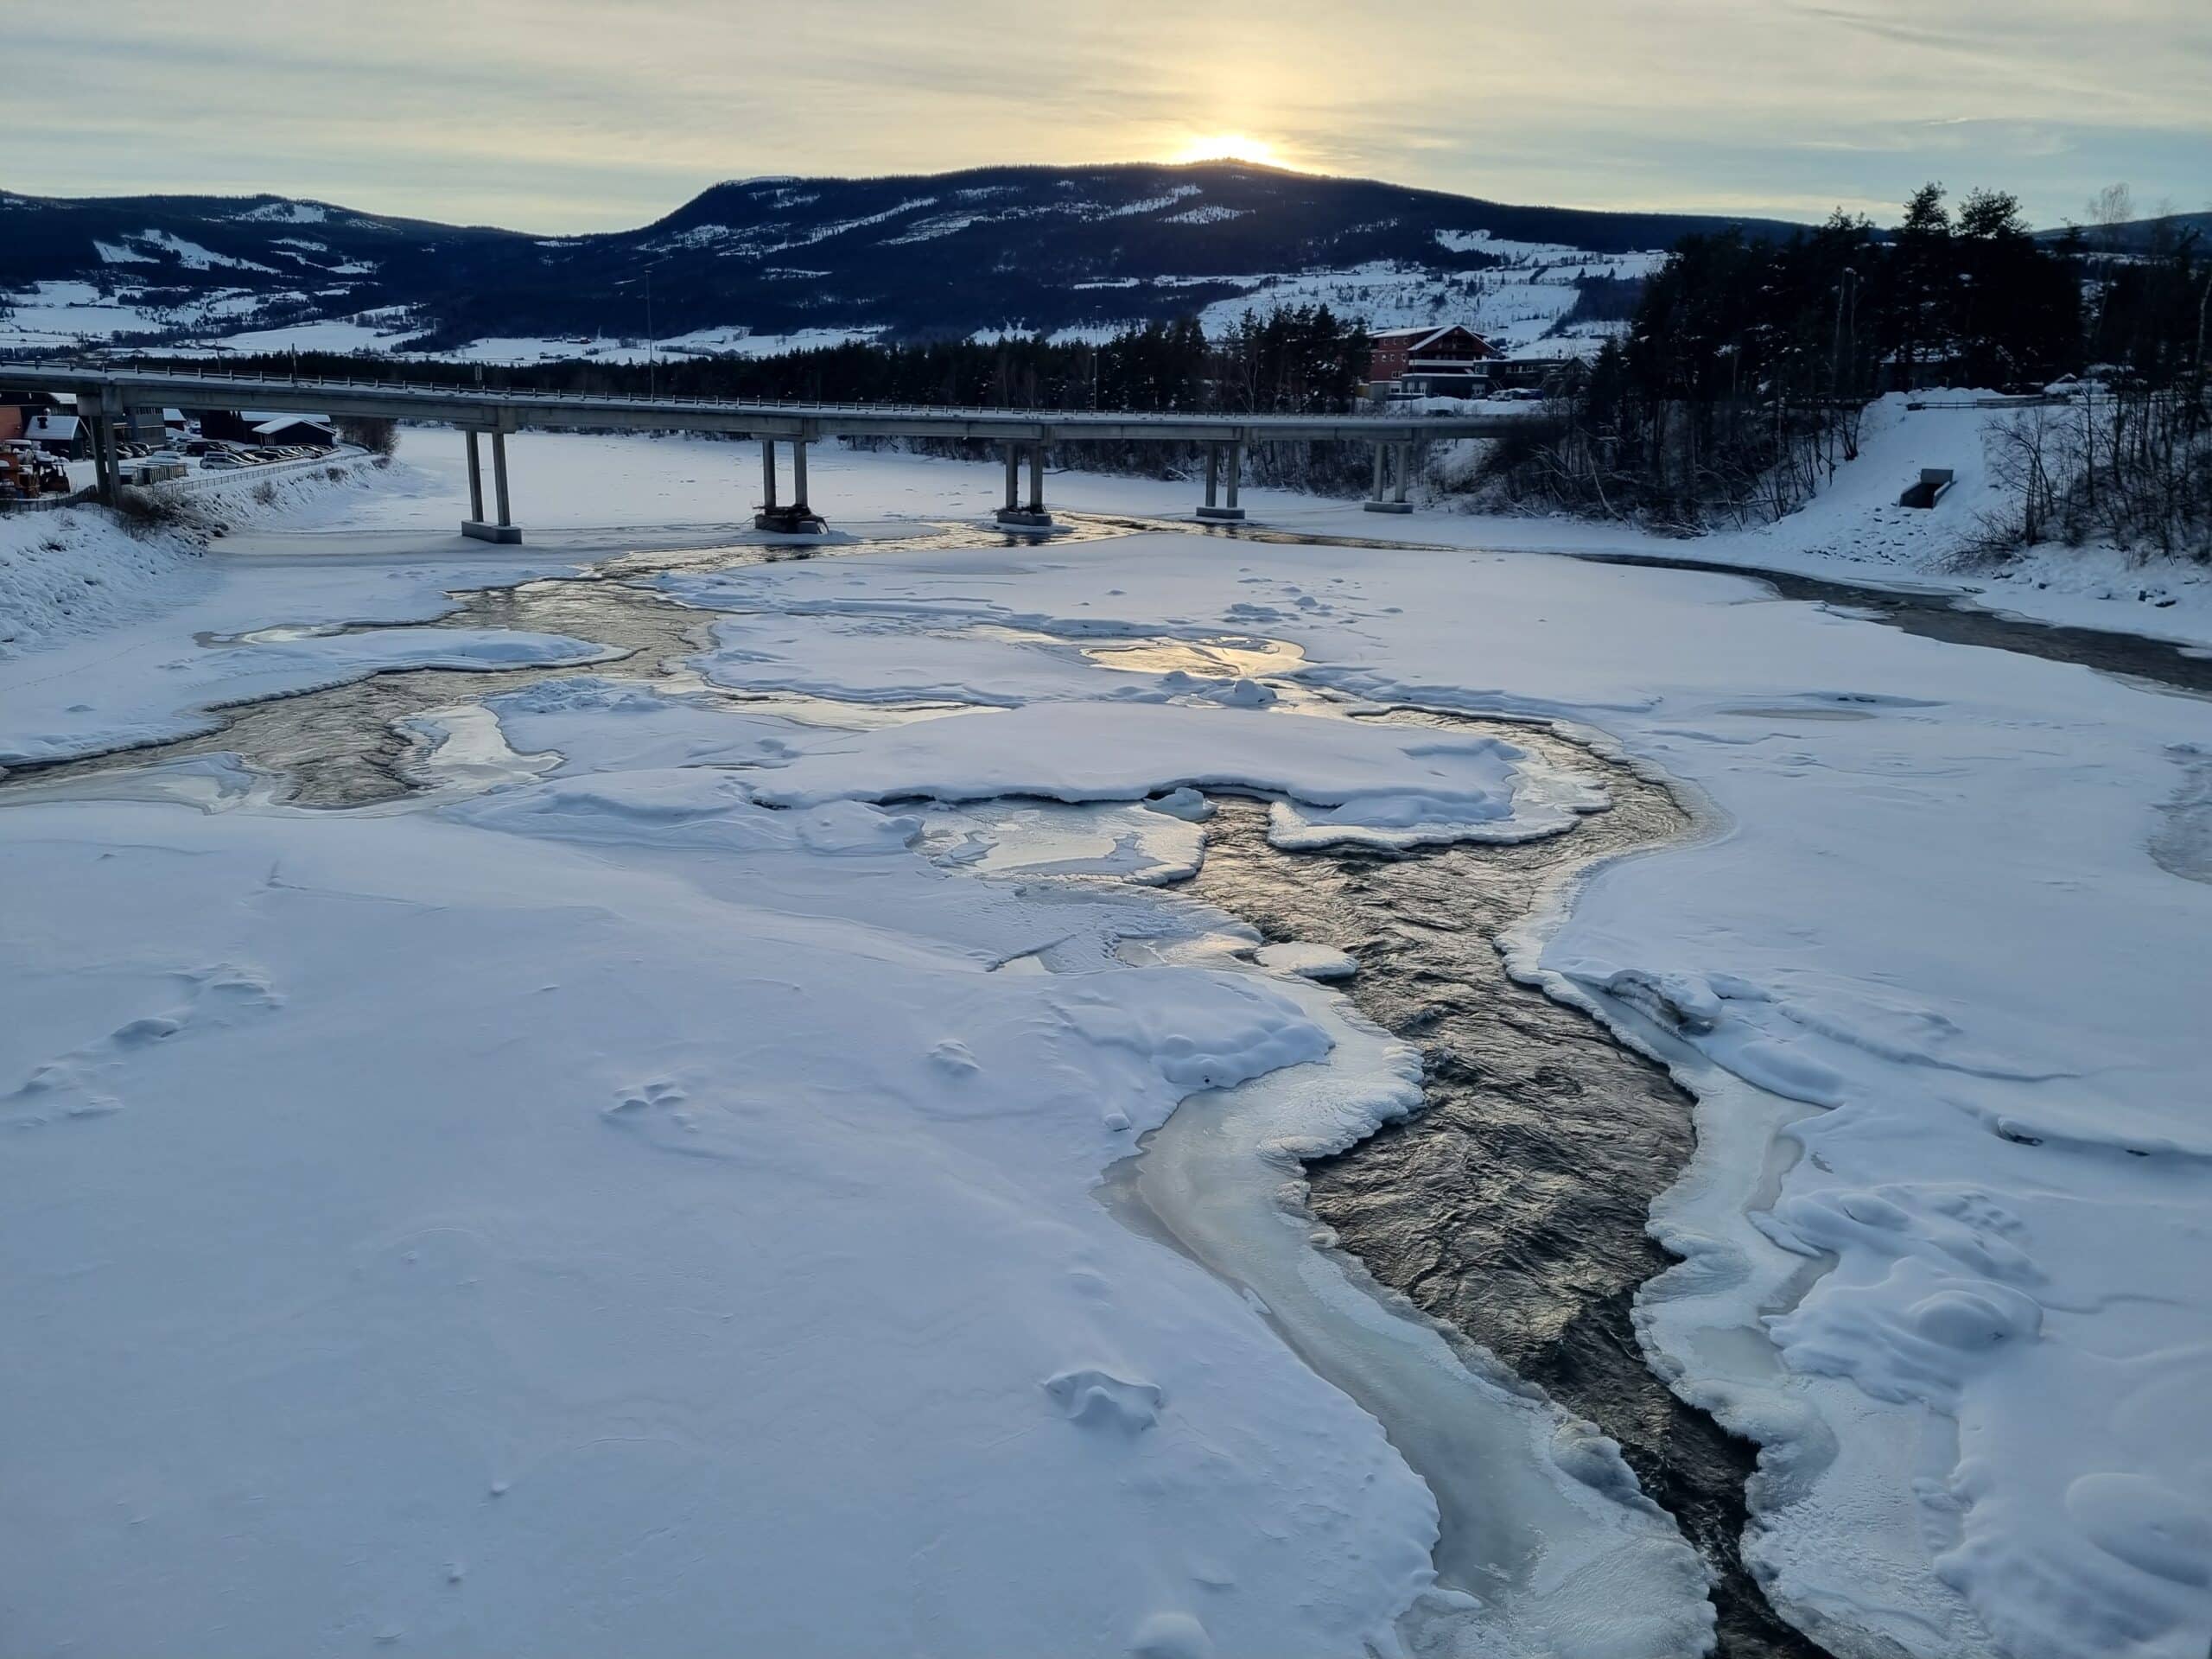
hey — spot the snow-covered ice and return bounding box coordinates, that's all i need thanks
[739,700,1605,852]
[1,787,1440,1657]
[3,428,2209,1658]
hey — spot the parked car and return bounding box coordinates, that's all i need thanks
[200,452,248,470]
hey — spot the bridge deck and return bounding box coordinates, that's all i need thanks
[16,361,1545,443]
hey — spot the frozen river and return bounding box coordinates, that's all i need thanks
[3,438,2208,1659]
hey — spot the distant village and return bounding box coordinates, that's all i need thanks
[2,385,338,499]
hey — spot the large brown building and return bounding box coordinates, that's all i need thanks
[1364,325,1504,397]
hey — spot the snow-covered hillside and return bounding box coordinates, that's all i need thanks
[1179,239,1660,355]
[0,164,1762,363]
[1662,393,2212,640]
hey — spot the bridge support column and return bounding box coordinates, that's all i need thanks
[995,437,1053,529]
[461,423,523,542]
[492,430,513,526]
[755,435,826,533]
[89,410,118,505]
[73,384,123,505]
[1198,439,1245,521]
[465,429,485,520]
[1363,438,1413,513]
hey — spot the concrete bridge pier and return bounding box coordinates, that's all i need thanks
[995,439,1053,529]
[461,422,523,543]
[76,385,121,505]
[755,434,827,533]
[90,412,118,506]
[1363,439,1414,513]
[1198,439,1246,521]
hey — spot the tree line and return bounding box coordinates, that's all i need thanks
[140,305,1376,492]
[1482,184,2209,557]
[149,306,1365,416]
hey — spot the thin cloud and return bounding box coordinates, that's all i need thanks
[7,0,2207,231]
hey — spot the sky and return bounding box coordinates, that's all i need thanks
[8,0,2208,233]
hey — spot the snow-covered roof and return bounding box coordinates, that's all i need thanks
[1370,324,1497,355]
[24,412,80,438]
[250,413,335,436]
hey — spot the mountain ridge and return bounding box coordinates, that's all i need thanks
[2,163,1815,359]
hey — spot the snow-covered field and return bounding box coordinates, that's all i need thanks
[3,433,2208,1658]
[5,229,1637,365]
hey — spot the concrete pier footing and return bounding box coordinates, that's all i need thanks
[755,435,828,532]
[755,505,829,533]
[994,440,1054,529]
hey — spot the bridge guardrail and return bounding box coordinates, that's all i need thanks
[10,358,1543,429]
[154,451,372,498]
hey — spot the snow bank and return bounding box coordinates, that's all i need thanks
[0,786,1440,1658]
[0,456,385,664]
[0,505,211,658]
[1700,392,2212,645]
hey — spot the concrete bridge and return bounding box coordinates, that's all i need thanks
[22,362,1549,542]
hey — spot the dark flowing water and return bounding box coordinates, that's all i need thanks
[0,524,1107,804]
[1178,741,1825,1659]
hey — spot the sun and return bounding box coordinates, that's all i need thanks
[1168,133,1282,168]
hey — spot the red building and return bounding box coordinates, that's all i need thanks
[1364,325,1504,397]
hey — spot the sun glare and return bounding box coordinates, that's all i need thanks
[1169,133,1281,167]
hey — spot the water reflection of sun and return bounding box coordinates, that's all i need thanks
[1167,133,1282,167]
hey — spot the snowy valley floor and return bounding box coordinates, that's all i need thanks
[3,434,2209,1659]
